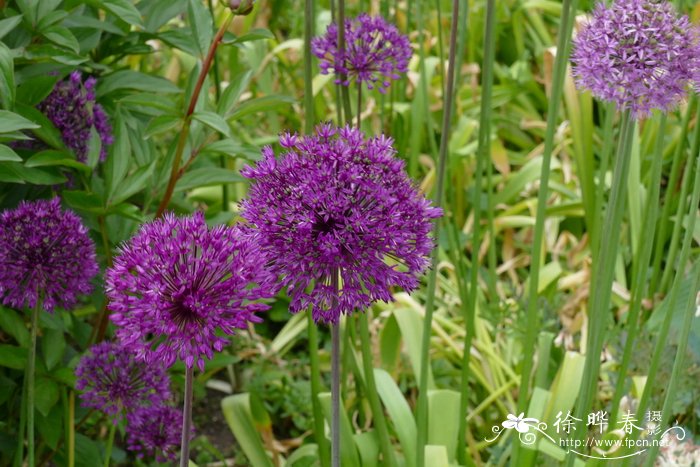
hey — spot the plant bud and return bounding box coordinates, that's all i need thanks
[228,0,254,15]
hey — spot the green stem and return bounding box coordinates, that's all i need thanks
[330,321,341,467]
[68,391,75,467]
[179,366,194,467]
[659,106,700,293]
[514,1,577,465]
[206,0,229,212]
[417,0,461,465]
[304,0,315,135]
[648,97,696,295]
[336,0,352,125]
[644,248,700,464]
[155,13,233,218]
[103,423,116,467]
[590,102,616,265]
[15,352,28,467]
[307,314,330,466]
[27,297,41,467]
[621,119,700,466]
[358,313,395,466]
[568,111,635,465]
[608,114,666,426]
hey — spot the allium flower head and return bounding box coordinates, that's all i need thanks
[571,0,700,117]
[241,124,441,323]
[312,14,412,93]
[75,341,171,421]
[0,197,98,312]
[106,212,277,371]
[126,405,186,463]
[37,71,113,162]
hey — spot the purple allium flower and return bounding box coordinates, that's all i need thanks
[106,212,277,371]
[571,0,700,117]
[311,14,412,93]
[75,341,171,421]
[126,405,186,463]
[0,197,98,312]
[36,71,113,162]
[240,124,441,324]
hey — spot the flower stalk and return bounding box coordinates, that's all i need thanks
[26,297,41,467]
[417,0,461,464]
[155,13,233,218]
[179,366,194,467]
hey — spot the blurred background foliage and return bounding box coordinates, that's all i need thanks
[0,0,699,465]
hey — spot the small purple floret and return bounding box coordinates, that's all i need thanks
[126,405,186,463]
[312,14,412,93]
[0,197,98,312]
[36,71,114,162]
[241,124,441,324]
[75,341,171,421]
[571,0,700,117]
[106,212,277,371]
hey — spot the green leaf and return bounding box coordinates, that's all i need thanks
[99,0,143,26]
[97,70,180,96]
[143,0,187,33]
[25,44,87,66]
[118,93,179,115]
[86,127,102,169]
[0,162,66,185]
[375,369,417,467]
[34,377,60,417]
[16,74,61,107]
[144,114,181,139]
[193,111,232,137]
[217,70,253,116]
[105,114,131,200]
[223,28,274,45]
[14,0,38,26]
[200,139,259,160]
[187,0,212,57]
[175,167,244,192]
[36,0,62,22]
[62,190,105,214]
[41,328,65,371]
[229,95,296,121]
[0,144,22,162]
[13,103,64,149]
[25,150,90,172]
[0,344,28,369]
[36,9,68,31]
[221,393,274,467]
[63,15,125,35]
[37,406,63,450]
[427,390,460,462]
[318,392,361,467]
[0,42,15,109]
[0,109,40,133]
[42,25,80,53]
[110,161,155,205]
[0,16,23,40]
[0,306,30,347]
[74,434,103,467]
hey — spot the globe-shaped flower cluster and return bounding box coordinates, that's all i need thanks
[240,124,441,323]
[0,197,98,312]
[571,0,700,117]
[37,71,113,162]
[106,212,278,371]
[312,14,412,93]
[75,341,171,421]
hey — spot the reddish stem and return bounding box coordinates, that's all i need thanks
[155,13,233,218]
